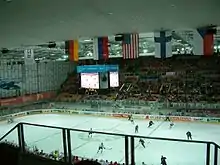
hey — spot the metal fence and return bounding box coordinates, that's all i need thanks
[0,123,219,165]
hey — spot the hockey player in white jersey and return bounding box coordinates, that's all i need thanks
[97,142,105,153]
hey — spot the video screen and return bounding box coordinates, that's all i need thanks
[80,73,99,89]
[110,72,119,87]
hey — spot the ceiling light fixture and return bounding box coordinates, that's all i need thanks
[4,0,12,3]
[84,39,91,42]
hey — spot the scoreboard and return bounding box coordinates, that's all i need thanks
[77,65,119,89]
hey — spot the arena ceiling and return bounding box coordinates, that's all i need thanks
[0,0,220,61]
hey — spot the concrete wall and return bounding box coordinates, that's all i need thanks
[0,61,74,98]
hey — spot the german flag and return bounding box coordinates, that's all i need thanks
[65,40,79,62]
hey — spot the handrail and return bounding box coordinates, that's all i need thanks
[0,124,19,142]
[21,122,214,145]
[210,142,220,149]
[0,122,219,165]
[0,112,219,147]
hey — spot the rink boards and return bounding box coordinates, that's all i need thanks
[0,108,220,125]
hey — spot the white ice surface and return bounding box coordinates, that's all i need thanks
[0,114,220,165]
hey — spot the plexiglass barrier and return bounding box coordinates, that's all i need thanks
[0,124,18,146]
[70,130,125,163]
[0,122,219,165]
[134,137,207,165]
[23,124,63,154]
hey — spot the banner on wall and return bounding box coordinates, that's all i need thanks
[0,97,23,106]
[22,91,56,103]
[77,65,119,73]
[24,49,35,65]
[0,91,56,106]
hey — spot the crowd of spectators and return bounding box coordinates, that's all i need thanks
[1,140,125,165]
[57,55,220,104]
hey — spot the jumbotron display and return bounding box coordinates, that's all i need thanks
[77,65,119,89]
[109,72,119,87]
[80,73,99,89]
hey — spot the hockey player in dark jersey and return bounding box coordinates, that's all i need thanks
[165,116,170,121]
[128,114,132,121]
[139,139,145,148]
[186,131,192,140]
[161,155,167,165]
[88,128,93,138]
[135,125,139,133]
[97,142,105,153]
[128,114,134,124]
[148,120,154,128]
[169,122,174,129]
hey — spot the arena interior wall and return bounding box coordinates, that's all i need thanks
[0,61,74,98]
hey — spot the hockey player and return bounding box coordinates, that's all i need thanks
[88,128,93,138]
[128,114,132,121]
[97,142,105,153]
[135,125,139,133]
[186,131,192,140]
[161,155,167,165]
[165,116,170,121]
[139,139,145,148]
[169,122,174,129]
[130,117,134,124]
[148,120,154,128]
[7,118,14,124]
[128,114,134,124]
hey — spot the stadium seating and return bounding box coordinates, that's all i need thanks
[0,141,125,165]
[57,55,220,103]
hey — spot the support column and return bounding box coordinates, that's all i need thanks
[62,129,68,163]
[214,144,218,165]
[206,143,210,165]
[125,136,129,165]
[67,129,72,164]
[130,136,135,165]
[17,123,25,153]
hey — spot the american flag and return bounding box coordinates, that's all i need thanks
[122,33,139,59]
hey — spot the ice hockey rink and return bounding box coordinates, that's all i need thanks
[0,113,220,165]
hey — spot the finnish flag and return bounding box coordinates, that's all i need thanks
[154,31,172,58]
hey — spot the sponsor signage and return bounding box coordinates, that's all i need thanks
[27,111,42,115]
[0,91,56,107]
[70,111,79,114]
[83,111,96,115]
[77,65,119,73]
[52,110,63,113]
[192,117,204,121]
[22,95,36,103]
[149,115,166,120]
[207,118,220,123]
[1,108,219,126]
[0,97,23,106]
[15,112,26,117]
[40,92,56,100]
[112,114,129,118]
[42,110,52,113]
[170,116,191,121]
[133,114,145,119]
